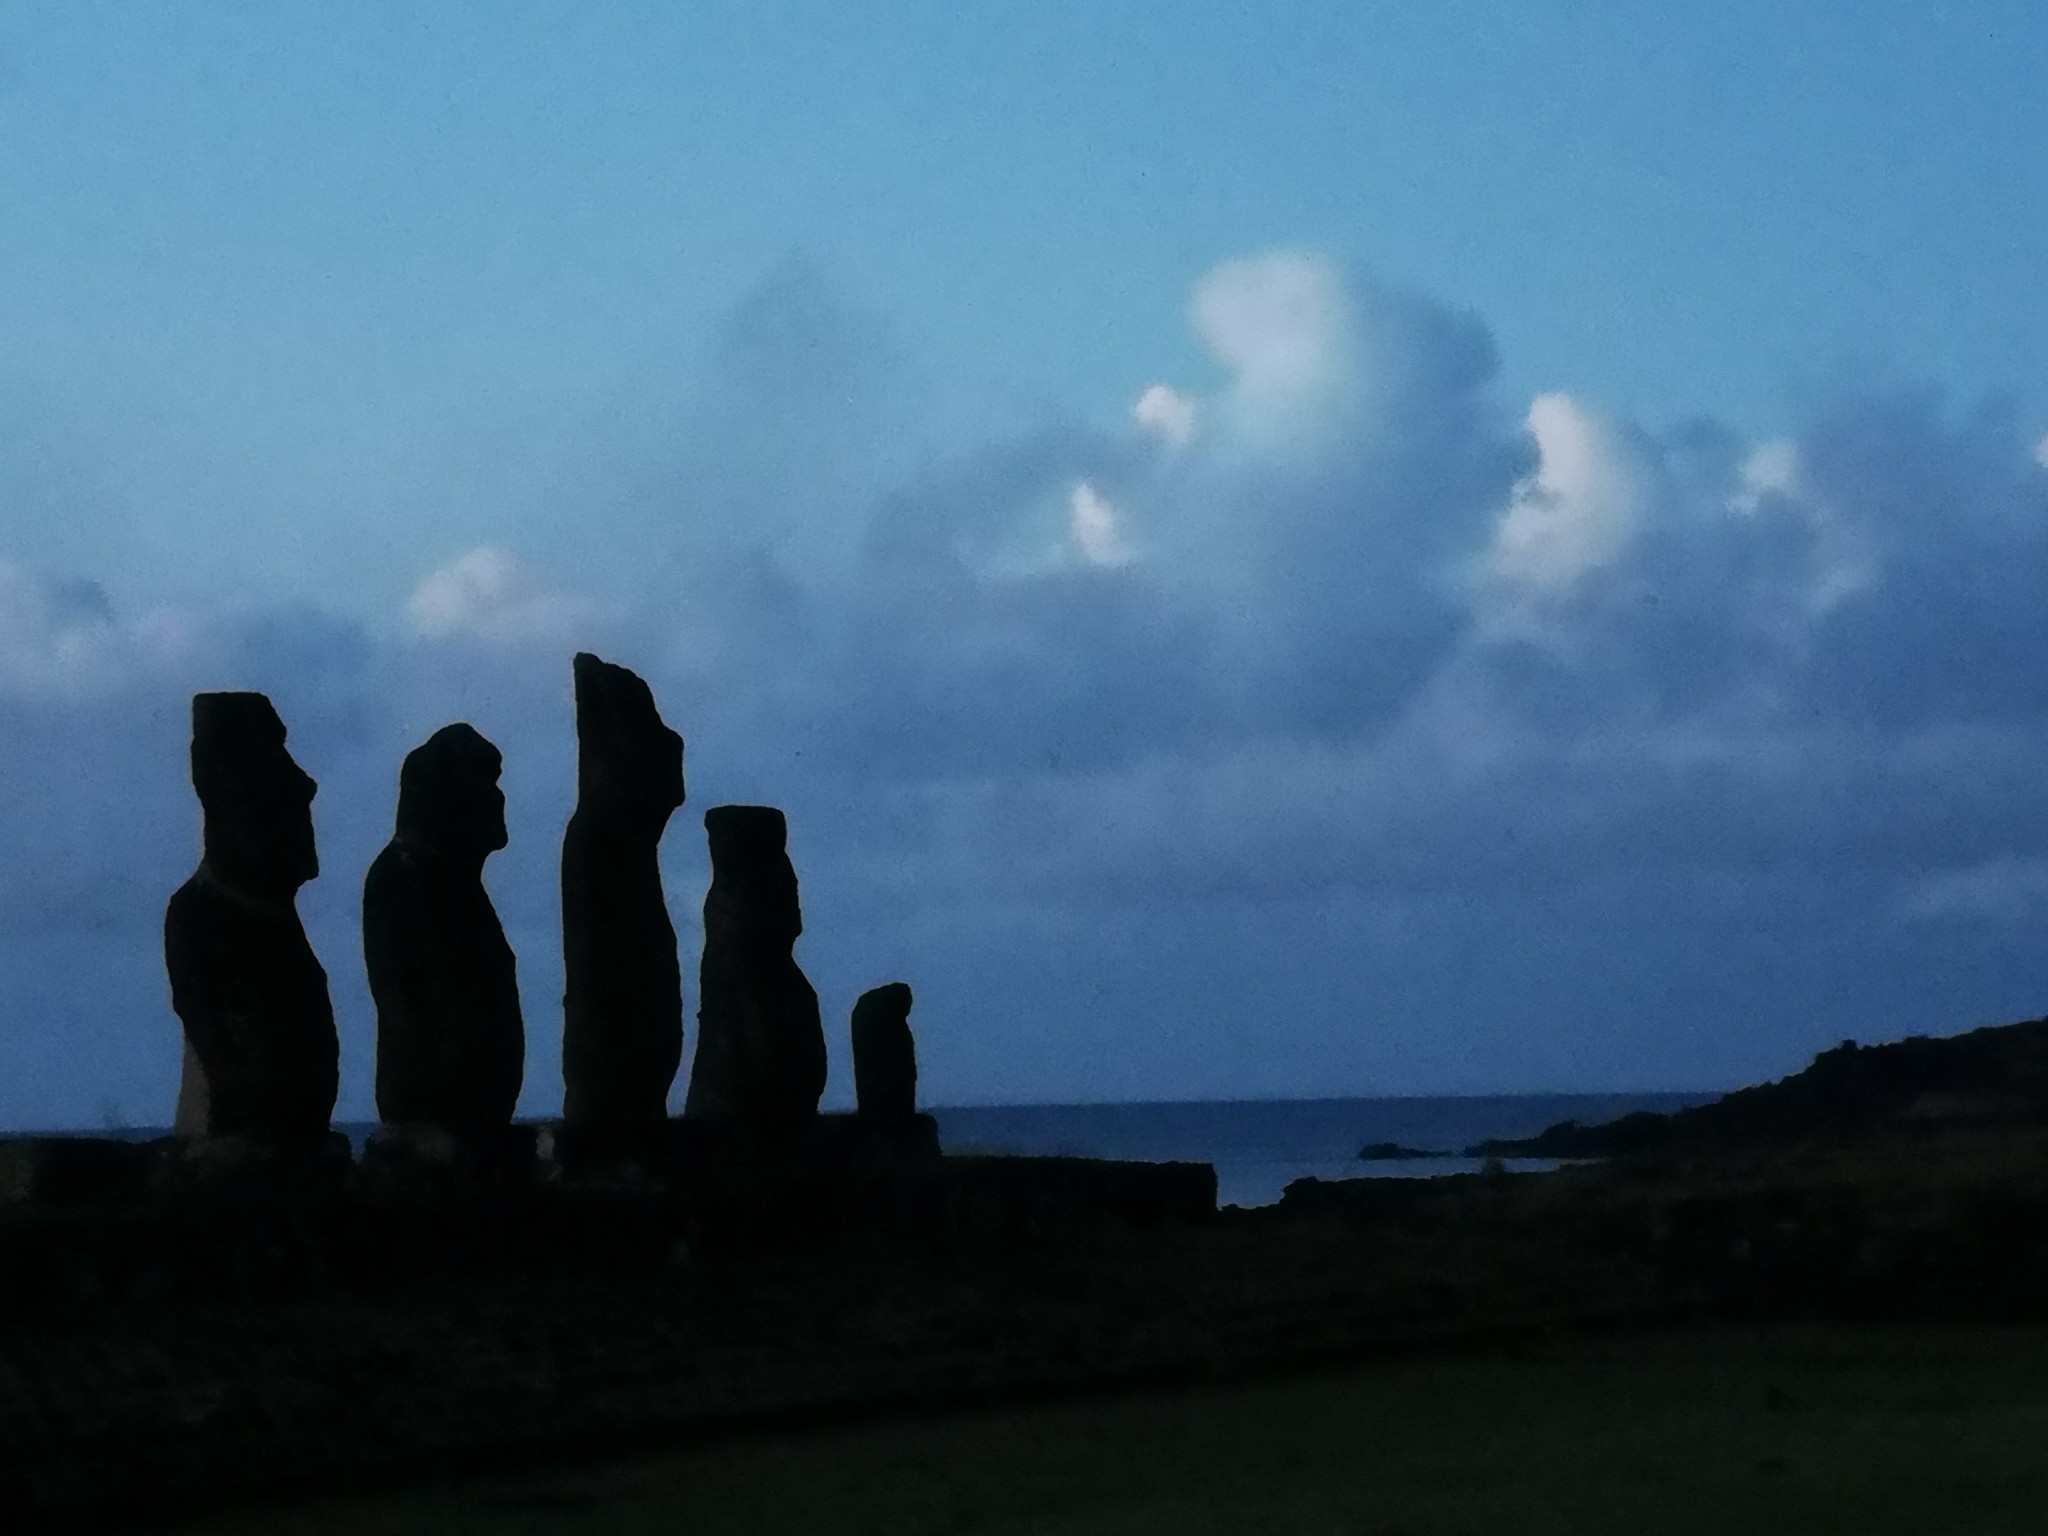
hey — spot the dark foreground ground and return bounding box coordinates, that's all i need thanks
[9,1100,2048,1530]
[157,1324,2048,1535]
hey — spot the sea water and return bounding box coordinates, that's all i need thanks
[931,1094,1716,1207]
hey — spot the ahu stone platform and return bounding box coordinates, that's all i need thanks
[0,1121,1216,1314]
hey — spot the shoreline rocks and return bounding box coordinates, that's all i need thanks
[1356,1142,1446,1162]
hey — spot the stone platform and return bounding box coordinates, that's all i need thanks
[0,1118,1216,1317]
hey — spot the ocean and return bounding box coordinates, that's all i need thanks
[931,1093,1716,1207]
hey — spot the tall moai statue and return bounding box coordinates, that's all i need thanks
[364,724,524,1132]
[164,692,339,1140]
[685,805,826,1128]
[560,653,686,1128]
[851,982,917,1122]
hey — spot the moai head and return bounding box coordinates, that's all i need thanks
[704,804,801,947]
[191,691,318,894]
[573,652,684,833]
[395,723,507,864]
[856,981,913,1026]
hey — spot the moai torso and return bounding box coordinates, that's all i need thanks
[164,692,338,1140]
[560,653,685,1128]
[685,804,825,1128]
[851,982,917,1122]
[365,723,524,1131]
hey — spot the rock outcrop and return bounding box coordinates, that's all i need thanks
[1464,1017,2048,1161]
[560,654,686,1129]
[851,982,917,1121]
[364,723,524,1132]
[164,692,338,1140]
[685,805,825,1128]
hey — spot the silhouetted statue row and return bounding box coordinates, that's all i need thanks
[163,653,918,1147]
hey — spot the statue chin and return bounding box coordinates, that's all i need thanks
[209,842,316,898]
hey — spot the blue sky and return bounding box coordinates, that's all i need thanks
[3,4,2047,1126]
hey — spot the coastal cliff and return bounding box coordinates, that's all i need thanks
[1464,1016,2048,1159]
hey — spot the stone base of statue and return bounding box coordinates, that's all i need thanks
[527,1111,945,1237]
[837,1111,942,1162]
[154,1130,354,1200]
[661,1112,940,1179]
[360,1123,541,1195]
[536,1119,684,1193]
[656,1112,943,1244]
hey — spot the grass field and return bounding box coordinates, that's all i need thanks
[165,1325,2048,1535]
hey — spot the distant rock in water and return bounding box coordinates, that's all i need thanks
[1463,1112,1673,1161]
[1463,1018,2048,1159]
[851,982,917,1121]
[365,723,524,1132]
[1356,1141,1444,1162]
[164,692,338,1140]
[685,805,825,1128]
[560,653,686,1129]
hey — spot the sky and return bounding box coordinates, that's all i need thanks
[3,3,2048,1127]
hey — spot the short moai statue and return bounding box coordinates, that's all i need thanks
[851,983,917,1122]
[685,805,826,1128]
[365,723,524,1133]
[560,653,686,1129]
[164,692,339,1140]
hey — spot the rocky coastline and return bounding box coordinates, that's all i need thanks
[1462,1016,2048,1159]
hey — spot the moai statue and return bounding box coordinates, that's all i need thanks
[164,692,338,1140]
[685,805,825,1128]
[364,723,524,1132]
[851,982,917,1122]
[560,653,686,1128]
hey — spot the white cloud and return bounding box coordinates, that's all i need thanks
[1486,394,1648,594]
[1132,383,1195,446]
[405,546,592,644]
[1068,482,1133,567]
[1732,438,1804,514]
[2034,431,2048,472]
[1191,251,1356,447]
